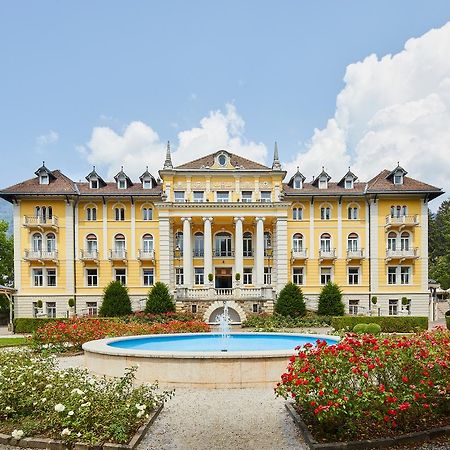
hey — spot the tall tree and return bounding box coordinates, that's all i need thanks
[0,220,13,286]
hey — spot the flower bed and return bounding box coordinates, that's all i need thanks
[31,318,210,352]
[242,313,332,331]
[0,352,171,445]
[275,328,450,443]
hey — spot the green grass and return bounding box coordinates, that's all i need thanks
[0,337,28,347]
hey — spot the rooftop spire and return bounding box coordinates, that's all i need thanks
[163,141,173,169]
[272,141,282,170]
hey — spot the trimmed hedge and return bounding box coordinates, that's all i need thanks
[331,315,428,333]
[446,310,450,330]
[14,318,68,333]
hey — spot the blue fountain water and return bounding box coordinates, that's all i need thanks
[108,333,339,352]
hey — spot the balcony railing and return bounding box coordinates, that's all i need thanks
[23,215,59,228]
[175,286,275,300]
[138,249,155,260]
[213,249,234,257]
[109,249,127,260]
[215,288,233,297]
[386,248,418,260]
[291,248,308,260]
[319,248,336,260]
[385,215,419,227]
[80,249,99,261]
[243,250,254,257]
[347,249,364,260]
[24,249,58,261]
[193,249,204,257]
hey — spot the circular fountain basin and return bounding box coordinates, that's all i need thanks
[82,332,339,389]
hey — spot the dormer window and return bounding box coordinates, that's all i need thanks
[294,177,302,189]
[40,174,49,185]
[118,178,126,189]
[345,178,353,189]
[143,178,152,189]
[90,179,98,189]
[319,178,328,189]
[85,166,106,189]
[394,173,403,185]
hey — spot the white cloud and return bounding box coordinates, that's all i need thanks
[287,22,450,203]
[36,130,59,147]
[81,103,267,179]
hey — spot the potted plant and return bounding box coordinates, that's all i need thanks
[68,298,75,317]
[208,273,214,284]
[235,272,241,284]
[36,299,45,317]
[371,296,377,305]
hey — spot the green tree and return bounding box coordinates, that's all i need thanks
[274,282,306,317]
[145,282,175,314]
[99,281,132,317]
[318,282,345,316]
[0,220,13,317]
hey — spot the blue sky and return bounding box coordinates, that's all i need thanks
[1,1,450,206]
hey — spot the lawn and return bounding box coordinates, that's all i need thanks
[0,337,28,347]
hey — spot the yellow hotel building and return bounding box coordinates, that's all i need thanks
[0,145,443,322]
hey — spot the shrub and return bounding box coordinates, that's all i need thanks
[276,328,450,441]
[36,300,43,309]
[0,352,171,444]
[99,281,132,317]
[353,323,368,334]
[68,298,75,308]
[242,313,332,330]
[365,323,381,335]
[274,283,306,317]
[446,310,450,330]
[208,273,213,282]
[371,296,378,305]
[331,316,428,333]
[235,272,241,281]
[14,318,69,334]
[145,282,175,314]
[128,311,197,324]
[317,282,345,316]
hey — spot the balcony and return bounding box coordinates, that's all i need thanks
[175,286,275,300]
[24,249,58,262]
[319,248,336,262]
[109,249,127,262]
[80,249,99,262]
[243,250,254,257]
[193,249,204,258]
[138,249,155,261]
[346,249,365,261]
[386,248,419,261]
[385,215,419,229]
[213,249,234,257]
[291,248,308,260]
[23,215,59,230]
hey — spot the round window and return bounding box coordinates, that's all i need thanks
[218,154,226,166]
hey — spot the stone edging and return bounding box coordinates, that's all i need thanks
[0,402,163,450]
[286,402,450,449]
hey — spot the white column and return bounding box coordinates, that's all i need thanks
[182,217,192,287]
[102,203,108,260]
[234,217,244,279]
[13,202,21,292]
[203,217,213,279]
[337,201,342,258]
[276,217,288,291]
[421,200,429,291]
[65,201,75,295]
[309,199,315,257]
[369,200,379,292]
[255,217,265,286]
[158,216,171,285]
[130,203,136,259]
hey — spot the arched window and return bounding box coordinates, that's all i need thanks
[85,234,97,252]
[293,207,303,220]
[142,207,153,221]
[243,232,253,257]
[293,233,303,252]
[175,231,183,253]
[214,232,232,257]
[194,232,204,257]
[32,233,42,252]
[320,206,331,220]
[347,206,358,220]
[387,231,397,251]
[48,206,53,219]
[400,232,410,251]
[114,207,125,221]
[264,232,272,251]
[35,206,40,217]
[114,233,126,251]
[320,233,331,252]
[86,207,97,221]
[390,205,408,218]
[347,233,359,251]
[402,205,408,216]
[142,234,154,253]
[46,233,56,252]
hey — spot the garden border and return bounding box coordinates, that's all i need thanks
[285,402,450,450]
[0,403,163,450]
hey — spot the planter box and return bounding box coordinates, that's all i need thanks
[0,403,163,450]
[286,403,450,450]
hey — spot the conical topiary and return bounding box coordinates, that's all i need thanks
[145,282,175,314]
[99,280,132,317]
[317,282,345,316]
[274,282,306,317]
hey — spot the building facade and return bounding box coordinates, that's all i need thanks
[0,146,443,322]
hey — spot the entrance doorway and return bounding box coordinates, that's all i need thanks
[215,267,232,289]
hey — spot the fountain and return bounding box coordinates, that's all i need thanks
[216,300,231,351]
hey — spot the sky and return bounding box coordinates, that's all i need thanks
[1,1,450,208]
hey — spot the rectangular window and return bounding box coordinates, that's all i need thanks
[400,267,411,284]
[191,304,198,314]
[319,179,327,189]
[241,191,252,202]
[115,268,127,285]
[174,191,185,202]
[252,303,260,313]
[389,299,398,316]
[176,268,184,285]
[33,268,43,287]
[46,302,56,318]
[194,267,205,285]
[292,267,304,285]
[349,299,359,315]
[143,268,154,286]
[388,267,397,285]
[216,191,229,202]
[32,302,38,318]
[243,268,253,285]
[348,267,360,285]
[320,207,331,220]
[90,179,98,189]
[320,267,332,285]
[142,208,153,220]
[115,208,125,221]
[293,207,303,220]
[47,268,57,287]
[143,179,151,189]
[264,267,272,285]
[260,191,271,203]
[86,268,98,287]
[86,302,98,316]
[193,191,204,202]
